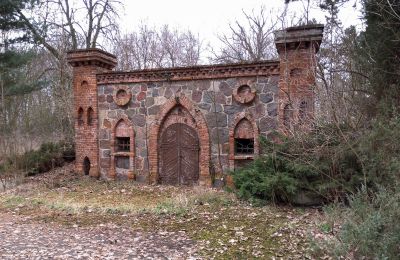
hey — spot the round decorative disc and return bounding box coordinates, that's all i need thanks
[113,87,132,106]
[233,84,256,104]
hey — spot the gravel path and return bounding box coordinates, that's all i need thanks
[0,213,199,259]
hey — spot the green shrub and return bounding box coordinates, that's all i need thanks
[231,115,400,204]
[232,144,302,203]
[1,141,75,176]
[318,187,400,259]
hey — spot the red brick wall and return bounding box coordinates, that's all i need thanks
[66,25,323,186]
[275,25,324,132]
[67,49,116,177]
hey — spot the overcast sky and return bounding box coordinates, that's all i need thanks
[120,0,363,41]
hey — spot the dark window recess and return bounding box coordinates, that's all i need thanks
[115,156,129,169]
[235,138,254,154]
[299,101,307,123]
[116,137,130,152]
[78,108,84,126]
[283,104,292,128]
[87,107,94,126]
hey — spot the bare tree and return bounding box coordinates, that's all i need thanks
[113,23,162,70]
[9,0,122,58]
[114,24,202,70]
[211,6,279,63]
[0,0,122,156]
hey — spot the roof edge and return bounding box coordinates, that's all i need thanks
[97,60,280,84]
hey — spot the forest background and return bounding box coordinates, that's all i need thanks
[1,0,399,258]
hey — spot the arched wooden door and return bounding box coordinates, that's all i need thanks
[159,123,199,185]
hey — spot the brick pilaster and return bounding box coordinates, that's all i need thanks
[67,49,117,177]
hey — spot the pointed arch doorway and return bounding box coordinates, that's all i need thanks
[148,95,211,186]
[159,123,199,185]
[83,157,90,175]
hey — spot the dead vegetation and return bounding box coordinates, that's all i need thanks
[0,163,333,259]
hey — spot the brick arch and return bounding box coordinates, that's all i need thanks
[87,107,94,126]
[109,115,135,180]
[77,107,84,126]
[282,103,293,131]
[76,153,97,177]
[148,94,211,186]
[298,100,307,124]
[229,112,259,170]
[83,156,91,175]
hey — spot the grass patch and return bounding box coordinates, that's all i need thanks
[0,172,318,258]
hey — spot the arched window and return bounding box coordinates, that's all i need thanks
[229,115,259,171]
[110,117,135,180]
[299,101,307,124]
[115,120,130,152]
[77,107,84,126]
[283,104,292,129]
[234,118,254,155]
[87,107,94,126]
[81,80,88,88]
[114,119,131,170]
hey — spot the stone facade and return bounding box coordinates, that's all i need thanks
[67,24,324,186]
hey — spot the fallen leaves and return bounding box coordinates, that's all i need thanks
[0,164,329,259]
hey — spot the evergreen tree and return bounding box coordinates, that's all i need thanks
[0,0,37,47]
[0,0,43,98]
[361,0,400,109]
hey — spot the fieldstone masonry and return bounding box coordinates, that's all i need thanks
[67,24,324,186]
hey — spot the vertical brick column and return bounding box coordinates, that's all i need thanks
[67,49,117,177]
[274,25,324,131]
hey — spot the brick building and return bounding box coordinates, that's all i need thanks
[67,24,324,186]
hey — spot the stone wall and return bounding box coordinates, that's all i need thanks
[97,75,279,182]
[67,24,324,186]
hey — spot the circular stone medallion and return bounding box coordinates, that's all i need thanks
[233,84,256,104]
[113,87,132,106]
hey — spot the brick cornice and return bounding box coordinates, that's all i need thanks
[67,48,117,70]
[274,24,324,53]
[96,60,280,84]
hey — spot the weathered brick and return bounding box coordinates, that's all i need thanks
[67,25,322,185]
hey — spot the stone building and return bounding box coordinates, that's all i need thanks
[67,24,324,186]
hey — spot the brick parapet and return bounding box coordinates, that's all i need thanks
[96,61,280,84]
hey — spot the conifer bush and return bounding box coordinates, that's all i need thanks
[2,141,75,176]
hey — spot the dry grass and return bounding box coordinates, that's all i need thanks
[0,164,323,259]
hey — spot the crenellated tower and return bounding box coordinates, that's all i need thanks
[274,24,324,131]
[67,49,117,177]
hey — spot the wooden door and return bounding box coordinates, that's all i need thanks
[160,123,199,185]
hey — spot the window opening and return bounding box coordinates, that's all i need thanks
[115,156,129,169]
[116,137,130,152]
[78,107,84,126]
[299,101,307,124]
[87,107,94,126]
[235,138,254,154]
[283,104,292,128]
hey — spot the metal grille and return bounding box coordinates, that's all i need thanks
[234,138,254,154]
[116,137,130,152]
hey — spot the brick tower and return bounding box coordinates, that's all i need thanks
[274,24,324,131]
[67,49,117,177]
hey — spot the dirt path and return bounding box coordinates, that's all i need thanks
[0,212,199,260]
